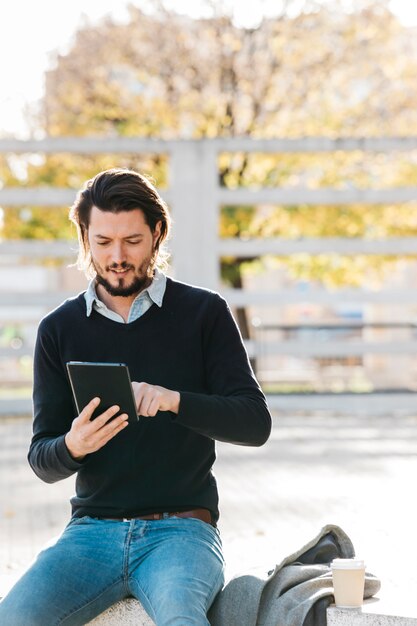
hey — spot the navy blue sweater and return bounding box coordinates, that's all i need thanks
[28,278,272,522]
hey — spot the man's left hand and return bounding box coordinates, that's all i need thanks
[132,382,180,417]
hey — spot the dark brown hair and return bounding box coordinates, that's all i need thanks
[69,168,171,277]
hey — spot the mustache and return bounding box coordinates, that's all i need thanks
[107,262,134,271]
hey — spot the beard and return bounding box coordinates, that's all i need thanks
[92,255,154,298]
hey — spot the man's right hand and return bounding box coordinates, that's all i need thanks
[65,397,129,461]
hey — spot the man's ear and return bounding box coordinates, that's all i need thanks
[153,221,162,246]
[82,224,90,246]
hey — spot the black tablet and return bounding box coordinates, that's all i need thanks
[66,361,138,425]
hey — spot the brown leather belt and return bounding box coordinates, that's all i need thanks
[102,508,214,527]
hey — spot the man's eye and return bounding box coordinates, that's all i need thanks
[97,242,109,246]
[127,240,141,245]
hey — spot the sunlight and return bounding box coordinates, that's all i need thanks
[0,0,416,137]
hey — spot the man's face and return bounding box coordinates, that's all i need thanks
[87,206,161,298]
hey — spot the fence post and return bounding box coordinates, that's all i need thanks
[169,140,219,290]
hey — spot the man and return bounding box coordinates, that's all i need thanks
[0,168,272,626]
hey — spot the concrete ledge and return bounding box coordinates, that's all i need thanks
[86,598,154,625]
[327,600,417,626]
[88,598,417,626]
[2,586,416,625]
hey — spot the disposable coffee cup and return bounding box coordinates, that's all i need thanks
[331,558,365,608]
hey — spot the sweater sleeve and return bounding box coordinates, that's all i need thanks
[174,294,272,446]
[28,320,84,483]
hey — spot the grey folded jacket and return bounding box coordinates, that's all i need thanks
[208,524,381,626]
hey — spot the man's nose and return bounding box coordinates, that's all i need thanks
[111,242,126,264]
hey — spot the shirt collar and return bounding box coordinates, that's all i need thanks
[84,268,166,317]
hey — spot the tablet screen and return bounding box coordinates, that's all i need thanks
[66,361,138,425]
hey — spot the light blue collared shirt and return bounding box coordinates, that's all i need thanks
[84,268,167,324]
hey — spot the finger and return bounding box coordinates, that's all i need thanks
[83,413,128,453]
[147,396,160,417]
[136,392,148,416]
[139,391,160,417]
[100,412,129,436]
[96,414,129,447]
[79,397,101,422]
[137,390,156,416]
[133,382,150,411]
[93,404,121,429]
[131,381,142,393]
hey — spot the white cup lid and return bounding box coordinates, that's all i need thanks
[331,558,365,569]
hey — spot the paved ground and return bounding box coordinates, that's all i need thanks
[1,412,417,615]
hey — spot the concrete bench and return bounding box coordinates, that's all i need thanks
[3,573,416,625]
[87,598,153,625]
[88,597,417,626]
[327,598,417,626]
[2,583,416,625]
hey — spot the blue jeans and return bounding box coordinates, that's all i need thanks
[0,516,225,626]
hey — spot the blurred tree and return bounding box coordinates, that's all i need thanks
[2,0,417,333]
[39,0,417,139]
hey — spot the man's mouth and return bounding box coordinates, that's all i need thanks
[110,267,131,275]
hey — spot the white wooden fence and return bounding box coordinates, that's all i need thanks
[1,136,417,414]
